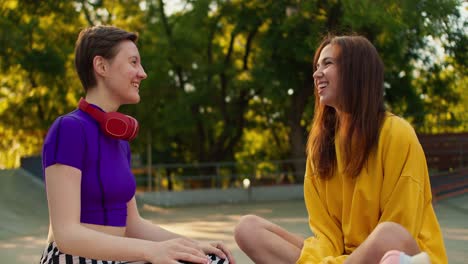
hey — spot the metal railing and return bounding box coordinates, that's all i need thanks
[133,133,468,192]
[132,159,306,192]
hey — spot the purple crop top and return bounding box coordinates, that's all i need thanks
[42,106,136,227]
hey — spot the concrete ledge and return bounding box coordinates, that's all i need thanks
[137,184,303,207]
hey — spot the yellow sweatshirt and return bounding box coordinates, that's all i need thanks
[297,113,447,264]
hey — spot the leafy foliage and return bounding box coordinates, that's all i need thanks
[0,0,466,170]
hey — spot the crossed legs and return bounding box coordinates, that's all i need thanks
[344,221,421,263]
[234,215,303,264]
[235,216,423,264]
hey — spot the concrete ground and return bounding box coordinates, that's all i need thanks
[0,169,467,263]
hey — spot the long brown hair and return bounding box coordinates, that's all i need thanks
[307,35,386,179]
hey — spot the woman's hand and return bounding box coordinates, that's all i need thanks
[145,238,211,264]
[199,241,236,264]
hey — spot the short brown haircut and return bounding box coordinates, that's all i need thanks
[74,25,138,91]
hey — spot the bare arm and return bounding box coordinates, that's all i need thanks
[125,197,185,241]
[126,197,236,263]
[46,164,209,263]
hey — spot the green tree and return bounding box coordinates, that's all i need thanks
[135,0,264,166]
[0,1,83,168]
[0,0,465,174]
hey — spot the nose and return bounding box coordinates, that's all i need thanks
[138,65,147,80]
[313,69,324,79]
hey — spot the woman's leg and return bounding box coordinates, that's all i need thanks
[345,222,421,264]
[234,215,303,264]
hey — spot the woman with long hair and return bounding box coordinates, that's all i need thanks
[234,35,447,264]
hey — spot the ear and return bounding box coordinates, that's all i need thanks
[93,56,108,77]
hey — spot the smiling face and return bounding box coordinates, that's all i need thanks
[313,44,341,110]
[103,40,147,105]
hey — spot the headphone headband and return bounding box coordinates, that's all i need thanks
[78,98,106,122]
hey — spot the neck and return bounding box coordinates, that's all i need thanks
[85,85,120,112]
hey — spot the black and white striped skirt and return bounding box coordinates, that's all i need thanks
[39,242,229,264]
[39,242,149,264]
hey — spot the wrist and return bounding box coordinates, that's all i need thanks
[139,240,155,261]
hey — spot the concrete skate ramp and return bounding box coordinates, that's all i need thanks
[0,169,49,263]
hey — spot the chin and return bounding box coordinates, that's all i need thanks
[320,97,336,108]
[122,97,140,105]
[319,97,330,106]
[129,94,141,104]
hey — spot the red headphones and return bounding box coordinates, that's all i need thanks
[78,98,139,141]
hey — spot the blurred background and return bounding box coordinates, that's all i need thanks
[0,0,467,263]
[1,0,467,174]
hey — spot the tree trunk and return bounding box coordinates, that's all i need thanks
[288,65,314,182]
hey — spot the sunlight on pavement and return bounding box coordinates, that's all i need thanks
[443,228,468,241]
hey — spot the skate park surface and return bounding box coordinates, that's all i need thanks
[0,169,467,264]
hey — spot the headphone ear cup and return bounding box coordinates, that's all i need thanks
[103,113,130,139]
[126,115,139,141]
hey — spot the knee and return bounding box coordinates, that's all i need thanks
[372,222,419,254]
[373,222,413,241]
[234,215,264,245]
